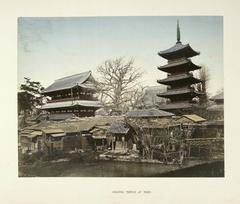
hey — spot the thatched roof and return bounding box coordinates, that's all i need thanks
[107,121,130,134]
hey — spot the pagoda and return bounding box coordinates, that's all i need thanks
[157,21,203,113]
[40,71,102,117]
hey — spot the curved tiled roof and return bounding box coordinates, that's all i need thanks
[158,42,200,60]
[160,43,189,54]
[157,88,203,97]
[42,71,93,94]
[157,73,202,85]
[158,58,201,73]
[126,108,174,118]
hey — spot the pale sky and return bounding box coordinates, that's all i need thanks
[18,16,223,96]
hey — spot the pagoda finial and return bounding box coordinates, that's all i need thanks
[177,20,181,43]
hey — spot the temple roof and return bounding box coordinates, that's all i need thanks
[126,108,174,118]
[158,42,200,60]
[40,100,102,110]
[158,58,201,73]
[157,73,202,85]
[42,71,95,94]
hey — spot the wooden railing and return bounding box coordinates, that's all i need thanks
[49,96,98,103]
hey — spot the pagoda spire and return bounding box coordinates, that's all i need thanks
[177,20,181,43]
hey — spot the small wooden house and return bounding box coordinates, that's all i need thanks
[89,125,109,151]
[107,120,135,151]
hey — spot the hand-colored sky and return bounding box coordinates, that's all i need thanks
[18,16,223,96]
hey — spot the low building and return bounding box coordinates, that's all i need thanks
[89,125,109,151]
[107,120,136,151]
[19,116,124,154]
[207,92,224,120]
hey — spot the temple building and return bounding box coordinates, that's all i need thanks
[40,71,102,117]
[157,21,203,114]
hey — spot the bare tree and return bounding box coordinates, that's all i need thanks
[126,86,146,110]
[95,57,142,114]
[194,65,210,105]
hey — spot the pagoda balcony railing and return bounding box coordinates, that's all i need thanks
[166,86,194,92]
[167,72,193,78]
[49,96,98,103]
[167,57,190,64]
[165,100,192,105]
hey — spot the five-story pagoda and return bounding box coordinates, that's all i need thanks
[157,21,203,113]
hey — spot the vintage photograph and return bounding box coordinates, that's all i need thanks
[18,16,224,177]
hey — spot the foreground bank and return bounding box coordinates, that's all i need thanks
[19,157,224,177]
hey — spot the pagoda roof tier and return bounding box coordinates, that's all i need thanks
[42,71,96,94]
[157,88,203,98]
[157,73,202,85]
[40,100,102,110]
[158,58,201,73]
[158,42,200,60]
[158,101,196,110]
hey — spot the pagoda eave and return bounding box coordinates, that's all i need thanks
[158,43,200,60]
[157,76,202,86]
[157,61,201,73]
[157,90,203,98]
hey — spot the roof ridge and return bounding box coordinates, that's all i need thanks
[55,71,91,81]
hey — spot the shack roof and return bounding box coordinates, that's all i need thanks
[207,104,224,112]
[42,128,65,134]
[50,133,66,137]
[181,114,206,123]
[210,92,224,101]
[31,113,77,121]
[22,116,124,135]
[48,113,76,121]
[158,102,194,110]
[127,117,179,129]
[30,130,42,137]
[42,71,94,94]
[202,120,224,127]
[107,121,130,134]
[126,108,174,118]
